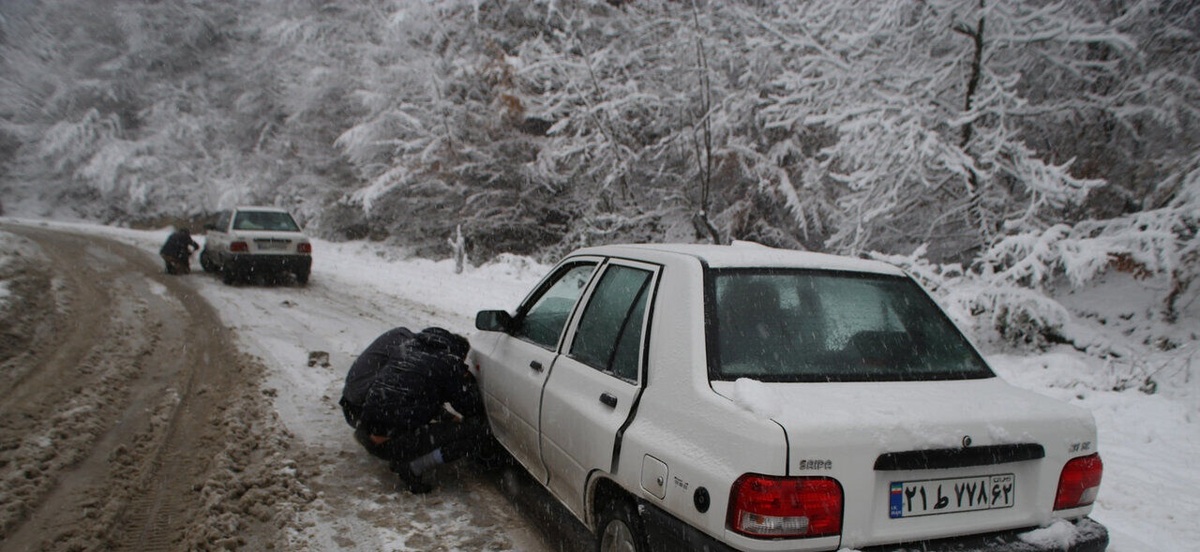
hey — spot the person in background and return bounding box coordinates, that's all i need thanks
[160,227,199,275]
[340,326,486,494]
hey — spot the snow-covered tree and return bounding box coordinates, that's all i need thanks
[744,0,1139,261]
[0,0,1196,330]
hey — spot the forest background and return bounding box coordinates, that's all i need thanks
[1,0,1198,351]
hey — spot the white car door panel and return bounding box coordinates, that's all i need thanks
[540,261,658,518]
[475,259,602,484]
[476,334,559,483]
[541,358,640,517]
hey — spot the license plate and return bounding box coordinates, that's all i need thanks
[889,474,1015,518]
[255,240,289,251]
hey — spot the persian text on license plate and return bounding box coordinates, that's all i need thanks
[889,474,1014,519]
[255,240,289,251]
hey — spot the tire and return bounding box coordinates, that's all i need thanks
[295,268,310,286]
[221,265,238,285]
[471,434,513,472]
[199,249,216,273]
[596,498,648,552]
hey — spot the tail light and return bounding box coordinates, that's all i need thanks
[1054,454,1103,510]
[297,242,312,254]
[230,241,249,253]
[728,475,842,539]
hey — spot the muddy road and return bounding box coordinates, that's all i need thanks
[0,224,312,551]
[0,223,587,552]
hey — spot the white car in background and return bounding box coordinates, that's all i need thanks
[200,206,312,286]
[471,242,1107,552]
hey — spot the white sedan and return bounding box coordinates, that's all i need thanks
[200,206,313,285]
[471,242,1106,552]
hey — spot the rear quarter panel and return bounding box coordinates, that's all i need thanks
[606,253,805,549]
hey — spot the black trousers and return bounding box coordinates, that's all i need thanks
[161,253,190,274]
[353,416,487,465]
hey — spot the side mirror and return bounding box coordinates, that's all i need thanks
[475,310,514,333]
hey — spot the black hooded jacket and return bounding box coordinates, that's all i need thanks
[341,327,415,411]
[341,328,482,437]
[160,229,199,259]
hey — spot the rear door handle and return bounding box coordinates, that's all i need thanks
[599,392,618,408]
[529,360,544,372]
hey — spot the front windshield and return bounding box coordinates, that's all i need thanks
[708,270,993,382]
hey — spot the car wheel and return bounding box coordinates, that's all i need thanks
[472,434,513,472]
[199,249,216,273]
[596,498,648,552]
[221,265,238,285]
[295,268,310,286]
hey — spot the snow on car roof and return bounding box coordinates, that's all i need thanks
[573,242,906,275]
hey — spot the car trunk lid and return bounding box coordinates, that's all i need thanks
[711,377,1097,548]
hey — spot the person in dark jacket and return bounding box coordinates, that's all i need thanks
[340,326,486,493]
[159,227,199,275]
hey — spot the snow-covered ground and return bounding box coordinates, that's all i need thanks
[2,217,1194,551]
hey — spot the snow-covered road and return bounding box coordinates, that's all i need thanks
[175,235,560,550]
[6,217,1193,551]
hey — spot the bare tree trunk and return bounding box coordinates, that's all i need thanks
[448,224,466,274]
[957,8,985,149]
[954,1,995,249]
[576,37,631,200]
[1165,245,1197,323]
[690,1,722,245]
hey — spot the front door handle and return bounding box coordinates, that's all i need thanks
[529,360,544,372]
[599,392,618,408]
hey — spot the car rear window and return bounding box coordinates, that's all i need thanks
[708,269,993,382]
[233,211,301,232]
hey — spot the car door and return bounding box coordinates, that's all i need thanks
[539,260,659,518]
[474,258,601,483]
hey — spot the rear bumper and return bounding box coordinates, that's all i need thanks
[641,501,736,552]
[640,500,1107,552]
[224,253,311,275]
[858,517,1108,552]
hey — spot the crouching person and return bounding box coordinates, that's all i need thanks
[340,326,486,494]
[160,227,199,275]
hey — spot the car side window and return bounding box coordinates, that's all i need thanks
[569,265,652,382]
[215,211,231,232]
[513,262,597,350]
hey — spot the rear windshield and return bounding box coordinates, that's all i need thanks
[708,269,993,382]
[233,211,301,232]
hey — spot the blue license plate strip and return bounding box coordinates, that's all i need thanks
[889,473,1015,519]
